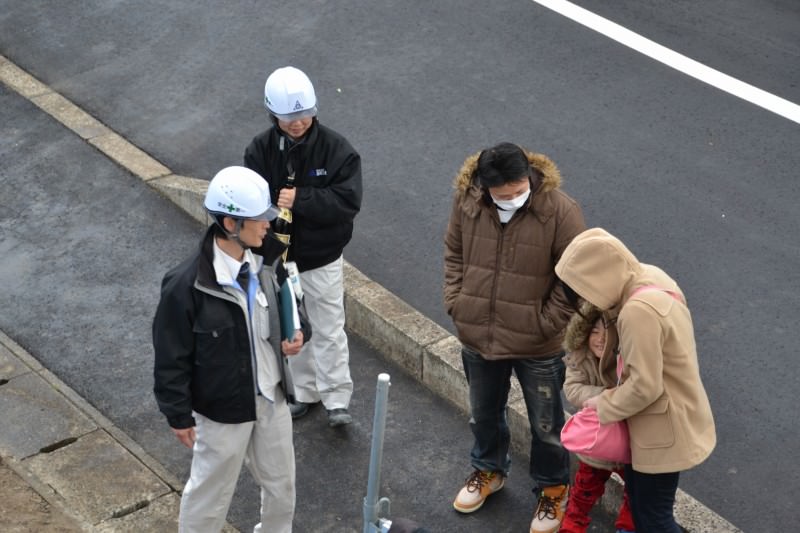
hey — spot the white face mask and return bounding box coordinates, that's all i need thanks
[491,189,530,222]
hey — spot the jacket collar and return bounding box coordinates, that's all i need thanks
[196,226,266,290]
[196,226,221,291]
[456,149,561,224]
[274,118,320,152]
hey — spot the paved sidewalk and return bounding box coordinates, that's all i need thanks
[0,53,741,532]
[0,331,229,532]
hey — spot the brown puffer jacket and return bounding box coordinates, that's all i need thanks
[443,150,585,360]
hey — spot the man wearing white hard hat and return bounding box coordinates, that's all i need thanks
[244,66,362,427]
[153,166,309,532]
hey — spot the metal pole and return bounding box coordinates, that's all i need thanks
[363,373,391,533]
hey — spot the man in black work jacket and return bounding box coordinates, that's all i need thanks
[244,66,362,427]
[153,166,309,532]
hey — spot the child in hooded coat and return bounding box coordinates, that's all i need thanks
[560,302,635,533]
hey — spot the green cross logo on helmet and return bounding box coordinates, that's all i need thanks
[205,167,279,222]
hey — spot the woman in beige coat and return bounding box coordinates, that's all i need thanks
[555,228,716,533]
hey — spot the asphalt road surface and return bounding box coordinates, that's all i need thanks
[2,1,798,531]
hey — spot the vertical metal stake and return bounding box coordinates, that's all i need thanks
[363,373,392,533]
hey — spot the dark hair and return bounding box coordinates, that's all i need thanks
[210,214,246,239]
[210,215,231,238]
[476,142,531,188]
[560,280,582,310]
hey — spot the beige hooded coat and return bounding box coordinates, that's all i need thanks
[555,228,716,474]
[444,150,585,359]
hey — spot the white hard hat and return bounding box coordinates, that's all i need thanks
[204,166,279,221]
[264,66,318,121]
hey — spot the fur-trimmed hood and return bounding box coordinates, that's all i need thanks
[562,301,603,353]
[562,300,618,377]
[452,149,562,196]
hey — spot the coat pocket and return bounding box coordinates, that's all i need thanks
[628,396,675,449]
[450,292,463,320]
[193,316,236,367]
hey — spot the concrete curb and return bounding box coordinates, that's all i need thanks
[1,53,742,533]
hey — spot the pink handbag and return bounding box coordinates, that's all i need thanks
[560,285,685,464]
[560,406,631,463]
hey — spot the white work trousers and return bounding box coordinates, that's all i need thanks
[290,255,353,409]
[178,391,295,533]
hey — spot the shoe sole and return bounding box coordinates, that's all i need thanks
[290,401,321,419]
[328,416,352,427]
[290,407,310,419]
[452,478,505,514]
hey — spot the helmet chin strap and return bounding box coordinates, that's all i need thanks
[220,218,251,251]
[232,219,252,250]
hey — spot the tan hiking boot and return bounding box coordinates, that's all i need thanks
[530,484,569,533]
[453,469,505,513]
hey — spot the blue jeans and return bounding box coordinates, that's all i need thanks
[624,465,682,532]
[461,346,570,489]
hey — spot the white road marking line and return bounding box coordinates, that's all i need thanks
[532,0,800,124]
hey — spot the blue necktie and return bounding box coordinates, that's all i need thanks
[237,262,250,295]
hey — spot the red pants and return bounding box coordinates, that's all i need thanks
[560,461,635,533]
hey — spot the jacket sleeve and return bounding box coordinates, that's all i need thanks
[539,200,586,338]
[563,351,606,409]
[597,302,665,424]
[152,276,196,429]
[293,151,362,225]
[243,136,271,185]
[297,301,312,346]
[443,196,463,315]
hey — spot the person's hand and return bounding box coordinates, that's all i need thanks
[583,395,600,411]
[172,426,196,449]
[277,187,296,209]
[282,331,304,355]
